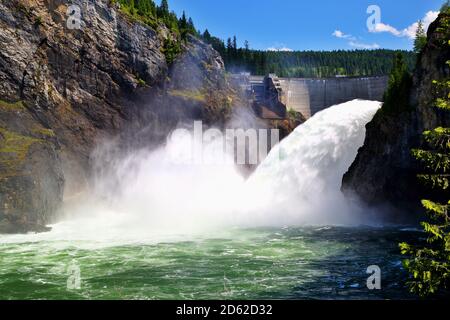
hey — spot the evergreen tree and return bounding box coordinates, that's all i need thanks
[179,11,187,28]
[158,0,169,17]
[178,10,187,38]
[187,17,196,34]
[233,36,238,60]
[226,37,233,64]
[177,12,197,39]
[400,8,450,297]
[244,40,250,51]
[414,20,427,54]
[382,53,413,114]
[203,29,211,42]
[226,38,232,50]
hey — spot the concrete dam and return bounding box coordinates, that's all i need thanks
[235,74,388,119]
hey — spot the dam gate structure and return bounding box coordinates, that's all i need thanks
[233,73,388,119]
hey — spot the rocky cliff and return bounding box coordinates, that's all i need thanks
[0,0,241,233]
[342,11,450,221]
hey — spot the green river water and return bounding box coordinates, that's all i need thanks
[0,226,419,300]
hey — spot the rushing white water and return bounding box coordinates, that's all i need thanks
[0,100,381,245]
[244,99,382,226]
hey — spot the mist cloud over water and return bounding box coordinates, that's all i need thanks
[1,100,381,244]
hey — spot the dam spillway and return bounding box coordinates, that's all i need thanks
[238,74,388,119]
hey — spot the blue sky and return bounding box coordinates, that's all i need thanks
[162,0,444,51]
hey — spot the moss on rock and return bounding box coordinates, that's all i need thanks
[0,128,43,177]
[0,100,26,112]
[168,89,206,102]
[31,127,55,138]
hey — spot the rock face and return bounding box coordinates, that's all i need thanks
[0,0,239,233]
[165,34,242,126]
[342,12,450,221]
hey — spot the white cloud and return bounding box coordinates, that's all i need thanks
[372,23,402,36]
[332,30,353,39]
[332,30,378,49]
[370,10,439,39]
[267,46,294,52]
[349,41,380,49]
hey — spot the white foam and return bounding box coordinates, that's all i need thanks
[0,100,381,246]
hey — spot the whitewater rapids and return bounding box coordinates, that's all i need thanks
[0,100,381,245]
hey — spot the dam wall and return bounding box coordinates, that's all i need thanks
[246,75,388,119]
[279,77,388,118]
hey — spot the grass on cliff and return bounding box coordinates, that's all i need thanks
[0,128,42,176]
[0,100,25,112]
[168,89,206,102]
[32,127,55,138]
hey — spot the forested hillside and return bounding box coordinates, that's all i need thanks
[201,32,416,77]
